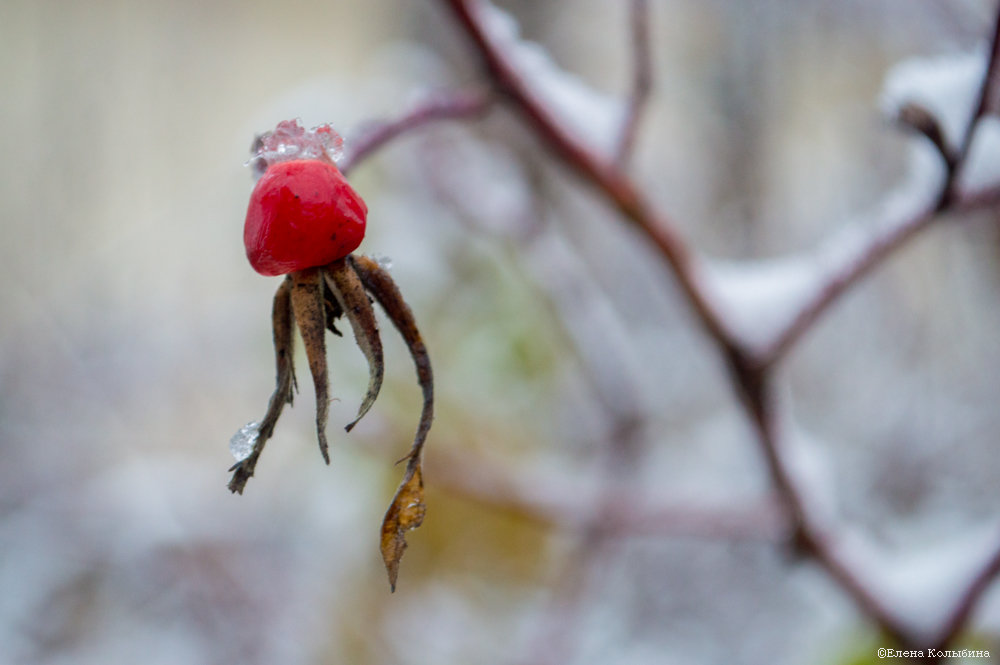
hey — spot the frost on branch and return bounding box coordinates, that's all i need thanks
[476,0,624,157]
[882,48,986,150]
[882,47,1000,191]
[834,523,1000,641]
[956,115,1000,191]
[699,255,819,357]
[702,122,945,356]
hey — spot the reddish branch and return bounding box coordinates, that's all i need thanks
[760,8,1000,367]
[338,0,1000,653]
[440,0,736,351]
[435,0,1000,652]
[339,89,492,176]
[615,0,653,167]
[947,6,1000,202]
[758,203,939,365]
[932,532,1000,649]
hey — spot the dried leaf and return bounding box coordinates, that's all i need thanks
[380,461,425,592]
[291,268,331,464]
[351,255,434,461]
[229,277,297,493]
[324,259,384,432]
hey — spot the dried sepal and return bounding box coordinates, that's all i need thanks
[351,255,434,461]
[291,268,332,464]
[229,277,297,493]
[351,255,435,591]
[380,459,425,592]
[230,254,435,593]
[324,258,384,432]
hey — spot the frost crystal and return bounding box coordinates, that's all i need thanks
[373,254,393,271]
[247,119,345,178]
[229,421,260,462]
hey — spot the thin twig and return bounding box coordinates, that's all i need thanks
[931,531,1000,649]
[761,182,1000,365]
[762,4,1000,365]
[615,0,653,167]
[760,202,937,365]
[438,0,1000,648]
[441,0,735,351]
[944,5,1000,204]
[339,89,492,176]
[436,0,1000,650]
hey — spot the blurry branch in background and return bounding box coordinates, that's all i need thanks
[614,0,652,168]
[760,4,1000,366]
[431,448,788,542]
[339,89,492,176]
[947,7,1000,204]
[428,0,1000,655]
[336,0,1000,655]
[935,543,1000,649]
[422,145,752,662]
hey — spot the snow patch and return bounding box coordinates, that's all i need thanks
[700,254,818,354]
[475,0,625,156]
[881,48,986,151]
[958,115,1000,191]
[882,46,1000,192]
[701,141,944,354]
[781,421,839,525]
[834,523,1000,640]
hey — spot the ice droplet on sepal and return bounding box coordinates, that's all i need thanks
[229,421,260,462]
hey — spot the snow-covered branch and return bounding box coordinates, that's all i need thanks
[437,0,1000,653]
[330,0,1000,653]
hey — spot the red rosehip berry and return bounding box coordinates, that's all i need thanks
[244,159,367,276]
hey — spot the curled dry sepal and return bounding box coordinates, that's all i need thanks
[228,120,433,591]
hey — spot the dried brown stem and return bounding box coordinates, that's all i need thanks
[291,268,332,464]
[229,277,296,494]
[350,255,434,464]
[323,259,384,432]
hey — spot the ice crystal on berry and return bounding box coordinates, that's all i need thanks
[247,119,345,178]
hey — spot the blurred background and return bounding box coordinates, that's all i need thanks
[3,1,1000,663]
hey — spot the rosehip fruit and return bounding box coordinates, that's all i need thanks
[244,159,367,276]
